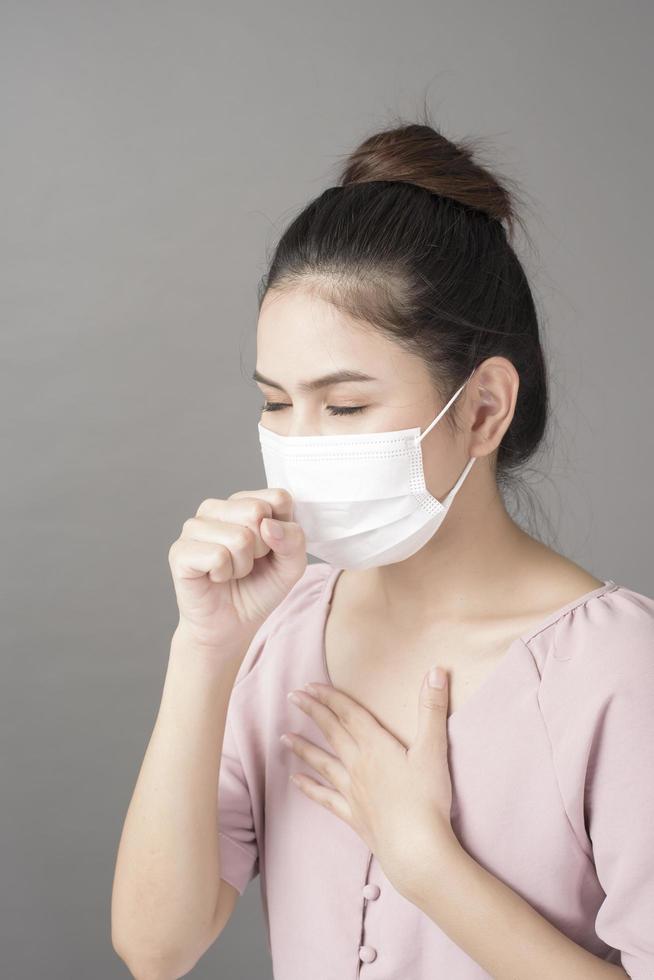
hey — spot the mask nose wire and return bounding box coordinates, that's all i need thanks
[415,368,477,446]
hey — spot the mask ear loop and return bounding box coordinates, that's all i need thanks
[415,367,477,446]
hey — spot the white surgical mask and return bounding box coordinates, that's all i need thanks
[257,370,476,570]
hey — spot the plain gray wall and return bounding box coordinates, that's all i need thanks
[2,1,652,977]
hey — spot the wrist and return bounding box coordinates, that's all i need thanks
[397,824,464,905]
[171,618,258,666]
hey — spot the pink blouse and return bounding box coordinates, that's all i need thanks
[217,561,654,979]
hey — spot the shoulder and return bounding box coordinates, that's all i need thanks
[534,581,654,709]
[233,561,334,687]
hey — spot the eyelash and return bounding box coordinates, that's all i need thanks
[261,402,366,416]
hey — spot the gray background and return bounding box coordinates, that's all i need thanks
[2,1,652,977]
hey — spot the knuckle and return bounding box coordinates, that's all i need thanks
[212,544,231,568]
[323,718,337,742]
[350,759,366,786]
[196,497,219,518]
[232,525,255,551]
[227,489,258,503]
[323,759,338,784]
[270,487,293,510]
[339,706,353,727]
[240,499,271,523]
[214,542,230,560]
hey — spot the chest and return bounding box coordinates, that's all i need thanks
[323,599,514,747]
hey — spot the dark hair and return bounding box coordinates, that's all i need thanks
[256,112,553,536]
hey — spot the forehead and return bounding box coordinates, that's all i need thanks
[256,288,425,384]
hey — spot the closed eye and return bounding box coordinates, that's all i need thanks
[261,402,367,416]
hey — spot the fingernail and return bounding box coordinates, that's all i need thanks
[266,518,284,539]
[429,666,446,688]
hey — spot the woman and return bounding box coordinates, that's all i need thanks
[112,120,654,979]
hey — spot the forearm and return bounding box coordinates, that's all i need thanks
[401,833,628,979]
[111,623,252,976]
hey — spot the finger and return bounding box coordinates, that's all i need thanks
[195,494,278,559]
[180,517,255,579]
[288,691,358,763]
[413,668,449,758]
[168,537,234,582]
[215,489,306,577]
[290,772,352,823]
[228,487,295,523]
[303,683,383,743]
[282,733,349,795]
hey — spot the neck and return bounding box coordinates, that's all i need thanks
[350,471,548,629]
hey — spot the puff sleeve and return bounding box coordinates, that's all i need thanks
[217,700,259,895]
[583,604,654,978]
[538,586,654,978]
[216,615,273,896]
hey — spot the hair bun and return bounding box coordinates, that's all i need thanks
[337,119,519,236]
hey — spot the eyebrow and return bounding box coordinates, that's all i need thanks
[252,368,377,392]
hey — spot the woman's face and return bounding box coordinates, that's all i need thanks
[254,286,474,503]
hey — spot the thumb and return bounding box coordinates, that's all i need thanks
[412,666,449,755]
[261,517,307,580]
